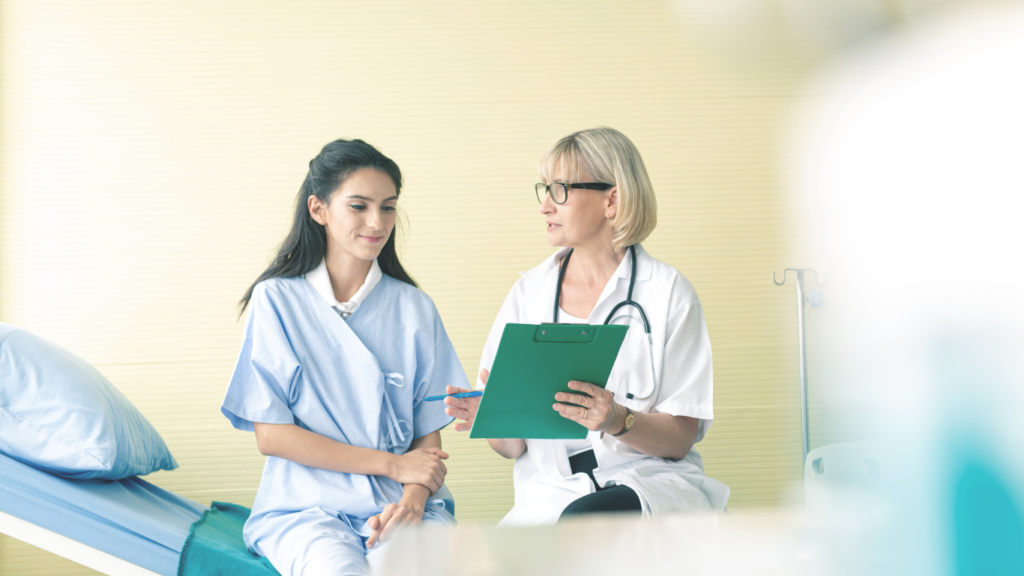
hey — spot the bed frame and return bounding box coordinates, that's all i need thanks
[0,510,160,576]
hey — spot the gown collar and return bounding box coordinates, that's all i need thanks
[304,258,382,318]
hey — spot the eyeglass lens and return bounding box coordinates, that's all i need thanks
[536,183,567,204]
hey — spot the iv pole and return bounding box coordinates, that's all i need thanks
[773,268,824,463]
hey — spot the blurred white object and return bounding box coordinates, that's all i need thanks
[671,0,980,54]
[807,290,823,309]
[804,443,883,512]
[376,510,819,576]
[791,2,1024,574]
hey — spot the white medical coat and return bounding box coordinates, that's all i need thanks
[478,245,730,525]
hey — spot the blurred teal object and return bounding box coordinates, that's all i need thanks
[953,461,1024,575]
[936,335,1024,575]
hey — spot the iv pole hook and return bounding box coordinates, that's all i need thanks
[773,268,826,287]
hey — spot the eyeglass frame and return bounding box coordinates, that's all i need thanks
[535,182,614,205]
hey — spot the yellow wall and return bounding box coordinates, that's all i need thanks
[0,1,813,573]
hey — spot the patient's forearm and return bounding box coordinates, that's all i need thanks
[254,422,396,476]
[399,483,431,513]
[410,430,442,452]
[488,438,526,459]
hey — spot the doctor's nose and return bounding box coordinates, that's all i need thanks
[539,195,555,215]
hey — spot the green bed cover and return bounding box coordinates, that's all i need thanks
[177,502,279,576]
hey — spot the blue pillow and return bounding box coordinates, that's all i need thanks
[0,323,177,479]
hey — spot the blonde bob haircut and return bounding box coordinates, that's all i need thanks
[538,127,657,252]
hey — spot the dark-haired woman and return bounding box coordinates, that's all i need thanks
[221,139,464,575]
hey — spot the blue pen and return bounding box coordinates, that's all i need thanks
[424,391,483,402]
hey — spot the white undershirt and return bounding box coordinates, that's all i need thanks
[304,258,382,319]
[558,308,594,457]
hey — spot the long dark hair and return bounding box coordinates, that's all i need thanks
[240,139,417,312]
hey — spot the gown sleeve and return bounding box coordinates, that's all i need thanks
[411,305,462,439]
[651,299,715,443]
[220,283,300,432]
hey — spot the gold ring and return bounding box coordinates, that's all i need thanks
[584,409,589,420]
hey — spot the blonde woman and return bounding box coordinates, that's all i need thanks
[445,127,729,524]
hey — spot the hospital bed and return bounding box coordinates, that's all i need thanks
[0,451,205,575]
[1,450,457,576]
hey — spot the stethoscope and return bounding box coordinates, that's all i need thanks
[553,244,659,400]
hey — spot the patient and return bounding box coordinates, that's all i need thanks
[221,139,466,575]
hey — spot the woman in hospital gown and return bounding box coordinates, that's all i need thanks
[444,127,730,525]
[221,139,465,575]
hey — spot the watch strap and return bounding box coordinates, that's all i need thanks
[611,408,634,437]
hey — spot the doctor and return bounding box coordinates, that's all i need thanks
[445,127,730,524]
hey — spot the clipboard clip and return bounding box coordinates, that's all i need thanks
[535,325,597,343]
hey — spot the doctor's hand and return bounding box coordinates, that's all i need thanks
[388,447,448,494]
[443,371,485,432]
[553,380,625,433]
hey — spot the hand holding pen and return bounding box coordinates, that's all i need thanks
[441,371,486,432]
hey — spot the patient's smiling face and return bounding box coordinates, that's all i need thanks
[309,167,398,263]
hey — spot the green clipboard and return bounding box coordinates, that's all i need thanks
[469,323,628,440]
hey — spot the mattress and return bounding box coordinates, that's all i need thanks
[0,452,205,575]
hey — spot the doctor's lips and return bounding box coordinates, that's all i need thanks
[360,235,385,243]
[546,221,561,231]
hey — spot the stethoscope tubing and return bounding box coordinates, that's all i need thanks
[553,245,658,400]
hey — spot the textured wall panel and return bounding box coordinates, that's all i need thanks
[0,1,818,573]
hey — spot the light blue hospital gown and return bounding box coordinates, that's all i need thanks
[221,274,463,576]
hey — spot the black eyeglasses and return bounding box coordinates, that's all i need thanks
[535,182,614,204]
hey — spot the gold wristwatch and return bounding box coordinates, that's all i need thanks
[611,407,635,437]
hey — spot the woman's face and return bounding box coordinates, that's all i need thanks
[539,170,617,249]
[309,167,398,263]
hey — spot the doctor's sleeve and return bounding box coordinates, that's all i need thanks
[651,300,716,443]
[411,311,463,439]
[475,284,522,389]
[220,285,300,432]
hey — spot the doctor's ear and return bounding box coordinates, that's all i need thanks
[308,195,329,225]
[604,186,619,220]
